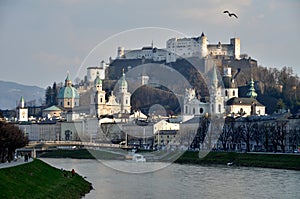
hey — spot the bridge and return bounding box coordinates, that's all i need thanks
[26,141,120,149]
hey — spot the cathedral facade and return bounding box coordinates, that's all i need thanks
[90,71,131,117]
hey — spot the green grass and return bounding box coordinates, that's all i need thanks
[0,159,92,199]
[175,151,300,170]
[39,149,95,159]
[39,149,125,160]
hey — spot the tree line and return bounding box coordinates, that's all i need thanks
[188,116,300,153]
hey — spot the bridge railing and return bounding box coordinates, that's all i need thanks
[28,141,120,148]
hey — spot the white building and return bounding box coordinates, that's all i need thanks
[86,60,108,83]
[226,78,265,117]
[90,70,131,117]
[17,96,28,122]
[183,66,224,116]
[116,33,240,63]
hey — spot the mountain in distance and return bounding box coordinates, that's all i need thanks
[0,80,45,110]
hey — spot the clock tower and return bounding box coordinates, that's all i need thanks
[17,96,28,122]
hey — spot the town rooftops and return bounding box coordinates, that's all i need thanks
[226,97,264,106]
[43,105,62,112]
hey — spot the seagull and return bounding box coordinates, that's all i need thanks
[223,10,238,19]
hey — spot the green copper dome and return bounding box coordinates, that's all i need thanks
[58,86,79,99]
[94,71,102,85]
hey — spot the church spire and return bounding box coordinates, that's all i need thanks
[211,65,218,88]
[119,68,128,93]
[246,78,258,98]
[65,72,72,87]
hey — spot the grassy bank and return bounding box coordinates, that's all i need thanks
[175,151,300,170]
[39,149,124,160]
[39,149,300,170]
[0,159,92,199]
[39,149,95,159]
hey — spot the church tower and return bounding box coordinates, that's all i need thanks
[222,66,239,101]
[210,66,224,115]
[117,69,131,113]
[90,71,106,117]
[200,32,208,58]
[17,96,28,122]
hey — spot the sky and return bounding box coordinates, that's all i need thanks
[0,0,299,89]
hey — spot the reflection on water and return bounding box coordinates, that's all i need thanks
[41,158,300,199]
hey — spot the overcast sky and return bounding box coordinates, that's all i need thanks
[0,0,299,88]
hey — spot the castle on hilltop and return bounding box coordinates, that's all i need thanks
[116,32,240,63]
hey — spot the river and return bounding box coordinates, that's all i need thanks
[41,158,300,199]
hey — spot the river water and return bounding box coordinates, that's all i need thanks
[41,158,300,199]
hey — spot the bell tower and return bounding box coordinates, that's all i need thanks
[117,69,131,113]
[17,96,28,122]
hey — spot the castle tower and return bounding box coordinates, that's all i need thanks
[222,66,239,101]
[117,47,125,59]
[200,32,208,58]
[230,38,240,59]
[17,96,28,122]
[90,71,106,117]
[117,69,131,113]
[210,66,224,115]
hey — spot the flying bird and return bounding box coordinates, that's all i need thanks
[223,10,238,19]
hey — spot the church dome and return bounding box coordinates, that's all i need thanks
[58,86,79,99]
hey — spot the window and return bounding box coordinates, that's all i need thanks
[218,104,221,113]
[225,90,228,96]
[200,108,204,113]
[185,106,188,114]
[67,101,70,106]
[233,90,236,96]
[193,108,195,114]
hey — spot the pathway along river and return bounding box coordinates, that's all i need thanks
[41,158,299,199]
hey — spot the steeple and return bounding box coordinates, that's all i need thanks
[211,65,218,88]
[19,96,25,108]
[246,78,258,98]
[94,71,102,91]
[65,72,72,87]
[119,68,128,93]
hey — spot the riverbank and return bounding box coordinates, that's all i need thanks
[0,159,92,199]
[39,149,300,170]
[39,149,124,159]
[175,151,300,170]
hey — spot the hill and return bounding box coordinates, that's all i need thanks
[0,80,45,109]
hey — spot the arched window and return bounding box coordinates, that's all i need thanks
[200,108,204,114]
[218,104,221,113]
[185,106,188,114]
[193,108,195,114]
[225,90,228,96]
[233,90,236,96]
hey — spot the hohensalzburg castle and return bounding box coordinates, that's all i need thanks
[116,32,240,63]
